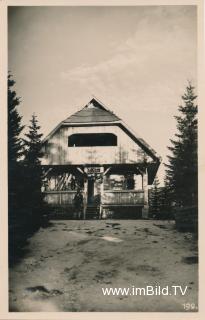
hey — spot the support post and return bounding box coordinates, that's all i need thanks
[142,168,149,219]
[99,167,104,219]
[83,179,87,220]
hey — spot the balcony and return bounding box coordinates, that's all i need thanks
[43,191,77,206]
[43,190,144,207]
[102,190,144,206]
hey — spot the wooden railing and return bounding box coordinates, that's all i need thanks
[43,190,144,207]
[102,190,144,205]
[67,146,118,165]
[43,191,77,206]
[42,145,142,165]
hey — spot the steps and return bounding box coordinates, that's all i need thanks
[86,205,99,219]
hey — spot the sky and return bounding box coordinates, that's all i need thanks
[8,6,197,183]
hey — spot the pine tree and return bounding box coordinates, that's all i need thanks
[23,114,43,225]
[149,177,161,219]
[165,83,197,207]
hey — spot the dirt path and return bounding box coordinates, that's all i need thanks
[9,220,198,312]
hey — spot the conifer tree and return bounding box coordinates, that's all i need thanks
[8,75,24,165]
[165,83,197,207]
[8,75,25,219]
[159,179,173,219]
[8,74,26,264]
[24,114,43,166]
[149,177,161,218]
[23,114,43,224]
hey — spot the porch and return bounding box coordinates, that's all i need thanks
[43,189,144,206]
[43,189,145,219]
[41,164,149,219]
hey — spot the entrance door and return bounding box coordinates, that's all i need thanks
[87,179,94,204]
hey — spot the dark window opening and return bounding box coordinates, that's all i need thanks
[68,133,117,147]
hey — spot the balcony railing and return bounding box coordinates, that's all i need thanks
[43,189,144,207]
[43,191,77,206]
[102,190,144,205]
[41,145,143,165]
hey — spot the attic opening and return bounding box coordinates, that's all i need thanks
[68,133,117,147]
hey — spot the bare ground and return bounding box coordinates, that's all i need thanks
[9,219,198,312]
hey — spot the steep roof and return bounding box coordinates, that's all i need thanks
[63,98,120,123]
[43,97,161,165]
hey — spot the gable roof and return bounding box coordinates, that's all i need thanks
[63,98,120,123]
[43,97,161,164]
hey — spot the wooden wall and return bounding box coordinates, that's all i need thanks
[41,125,153,165]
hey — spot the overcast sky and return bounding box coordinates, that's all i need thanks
[8,6,197,183]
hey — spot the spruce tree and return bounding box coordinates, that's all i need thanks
[159,179,173,219]
[149,177,161,219]
[8,74,26,264]
[165,83,197,207]
[8,75,25,219]
[23,114,43,225]
[24,114,43,166]
[8,75,24,165]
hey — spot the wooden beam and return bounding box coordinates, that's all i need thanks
[43,167,53,178]
[77,167,84,174]
[103,167,111,176]
[136,166,144,176]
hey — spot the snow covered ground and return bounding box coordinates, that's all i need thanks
[9,219,198,312]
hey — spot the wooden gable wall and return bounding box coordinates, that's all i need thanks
[41,124,153,166]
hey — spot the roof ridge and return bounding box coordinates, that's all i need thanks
[90,96,111,111]
[63,98,121,123]
[90,97,119,116]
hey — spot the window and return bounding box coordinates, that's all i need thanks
[68,133,117,147]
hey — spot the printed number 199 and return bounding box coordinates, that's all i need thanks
[183,303,198,311]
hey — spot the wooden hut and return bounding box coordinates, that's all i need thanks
[41,98,161,219]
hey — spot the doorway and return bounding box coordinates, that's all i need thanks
[87,179,94,204]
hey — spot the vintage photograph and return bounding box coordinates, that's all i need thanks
[8,5,198,312]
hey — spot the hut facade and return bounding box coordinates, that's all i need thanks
[41,98,161,219]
